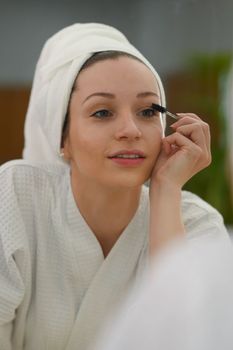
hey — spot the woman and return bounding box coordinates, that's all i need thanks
[0,23,229,350]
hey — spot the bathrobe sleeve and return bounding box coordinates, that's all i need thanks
[0,163,30,350]
[181,190,230,242]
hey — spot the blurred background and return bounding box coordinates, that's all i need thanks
[0,0,232,230]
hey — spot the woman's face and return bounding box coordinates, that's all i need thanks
[63,56,163,189]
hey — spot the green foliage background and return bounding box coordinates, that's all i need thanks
[182,53,233,224]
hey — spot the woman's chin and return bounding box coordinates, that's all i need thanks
[109,173,150,189]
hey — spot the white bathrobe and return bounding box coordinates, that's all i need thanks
[0,160,229,350]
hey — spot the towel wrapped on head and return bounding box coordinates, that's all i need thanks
[23,23,166,163]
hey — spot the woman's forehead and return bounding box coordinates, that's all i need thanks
[74,56,160,95]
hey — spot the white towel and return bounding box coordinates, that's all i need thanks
[23,23,166,163]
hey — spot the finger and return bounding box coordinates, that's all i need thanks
[171,116,203,128]
[164,131,200,152]
[162,137,171,155]
[176,124,211,165]
[171,118,211,155]
[176,113,201,121]
[163,132,210,168]
[175,123,209,157]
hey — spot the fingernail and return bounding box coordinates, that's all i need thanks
[170,122,177,128]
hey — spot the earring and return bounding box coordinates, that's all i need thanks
[59,150,65,157]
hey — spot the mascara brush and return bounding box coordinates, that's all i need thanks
[151,103,179,120]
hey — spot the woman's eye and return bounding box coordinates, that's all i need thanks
[139,108,158,118]
[91,109,112,119]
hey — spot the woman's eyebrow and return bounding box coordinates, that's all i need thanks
[82,91,159,105]
[83,92,115,104]
[136,92,160,98]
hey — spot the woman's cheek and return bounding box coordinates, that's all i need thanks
[151,127,162,149]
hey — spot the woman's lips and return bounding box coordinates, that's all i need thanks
[108,150,146,166]
[109,157,145,166]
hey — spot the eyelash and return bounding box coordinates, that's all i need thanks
[91,108,159,120]
[91,109,113,119]
[139,108,159,118]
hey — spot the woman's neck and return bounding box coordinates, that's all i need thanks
[70,171,142,256]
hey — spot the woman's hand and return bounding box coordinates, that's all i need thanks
[151,113,211,189]
[149,113,211,256]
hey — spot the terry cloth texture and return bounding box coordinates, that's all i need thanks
[0,160,230,350]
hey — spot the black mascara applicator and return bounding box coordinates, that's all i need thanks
[151,103,179,120]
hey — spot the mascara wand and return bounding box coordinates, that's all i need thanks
[152,103,179,120]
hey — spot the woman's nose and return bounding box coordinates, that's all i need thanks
[114,115,142,140]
